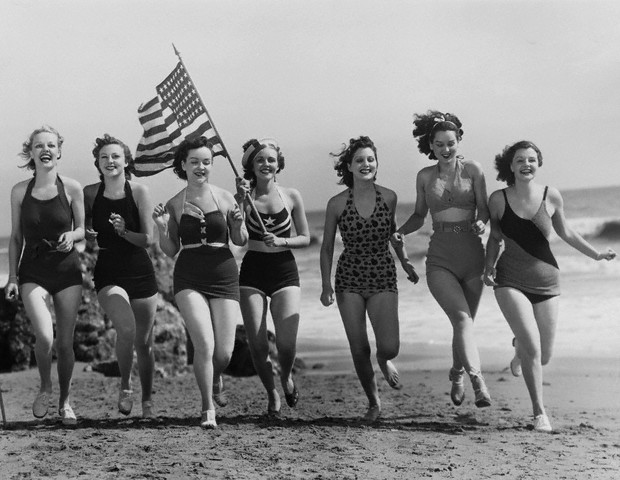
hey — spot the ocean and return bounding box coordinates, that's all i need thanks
[1,185,619,359]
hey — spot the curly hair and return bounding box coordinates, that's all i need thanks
[241,138,285,187]
[331,136,378,188]
[494,140,543,186]
[92,134,134,180]
[19,125,64,172]
[172,136,215,180]
[412,110,464,160]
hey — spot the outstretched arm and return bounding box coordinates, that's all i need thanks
[550,187,616,261]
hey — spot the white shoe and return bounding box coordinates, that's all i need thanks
[533,414,552,432]
[142,401,155,419]
[59,405,77,426]
[118,389,133,415]
[200,410,217,429]
[32,391,51,418]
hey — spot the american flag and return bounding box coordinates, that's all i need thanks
[134,62,226,176]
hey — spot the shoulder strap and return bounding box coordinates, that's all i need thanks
[275,185,291,214]
[543,186,548,201]
[25,177,35,197]
[56,176,73,219]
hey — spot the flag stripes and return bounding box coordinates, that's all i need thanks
[134,62,225,176]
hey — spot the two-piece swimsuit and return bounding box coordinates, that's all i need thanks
[494,187,560,304]
[173,188,239,301]
[335,187,397,297]
[91,181,158,299]
[18,176,82,295]
[425,158,484,282]
[239,186,300,297]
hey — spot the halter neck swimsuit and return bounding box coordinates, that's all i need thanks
[173,188,239,301]
[91,181,157,299]
[18,176,82,294]
[240,186,299,297]
[335,188,397,297]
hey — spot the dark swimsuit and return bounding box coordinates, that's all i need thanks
[239,187,300,297]
[91,181,158,299]
[494,187,560,304]
[335,188,397,297]
[19,176,82,295]
[173,190,239,301]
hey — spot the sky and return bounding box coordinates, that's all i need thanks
[1,0,619,236]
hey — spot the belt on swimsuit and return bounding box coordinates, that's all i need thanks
[432,221,473,233]
[181,242,227,250]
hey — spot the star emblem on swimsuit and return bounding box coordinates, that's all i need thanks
[264,217,276,227]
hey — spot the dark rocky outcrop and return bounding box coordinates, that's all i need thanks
[1,244,304,377]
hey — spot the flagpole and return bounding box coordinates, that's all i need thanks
[172,44,267,234]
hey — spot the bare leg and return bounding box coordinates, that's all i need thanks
[240,288,280,412]
[495,288,559,417]
[20,284,55,397]
[427,270,482,373]
[131,294,158,403]
[98,287,135,392]
[208,297,239,403]
[52,285,81,409]
[175,290,216,413]
[270,287,301,399]
[366,292,401,389]
[336,292,380,417]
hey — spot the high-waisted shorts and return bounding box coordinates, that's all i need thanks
[239,250,300,297]
[94,248,158,299]
[174,246,239,301]
[426,230,484,282]
[19,247,82,295]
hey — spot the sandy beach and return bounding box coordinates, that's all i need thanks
[1,340,619,479]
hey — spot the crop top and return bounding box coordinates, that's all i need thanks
[177,188,228,249]
[425,158,477,214]
[246,186,292,241]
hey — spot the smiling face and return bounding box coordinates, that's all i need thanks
[30,132,61,170]
[182,146,213,183]
[252,147,279,181]
[511,147,540,182]
[97,144,127,178]
[348,147,377,182]
[430,130,459,162]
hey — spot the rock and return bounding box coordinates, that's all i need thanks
[224,324,305,378]
[0,288,35,372]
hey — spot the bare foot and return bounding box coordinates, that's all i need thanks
[363,404,381,423]
[377,358,403,390]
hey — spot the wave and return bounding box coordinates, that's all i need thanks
[556,217,620,241]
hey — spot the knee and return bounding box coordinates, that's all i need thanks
[275,339,296,359]
[450,314,473,332]
[350,342,372,360]
[376,342,399,361]
[55,339,75,357]
[541,350,553,366]
[519,343,542,363]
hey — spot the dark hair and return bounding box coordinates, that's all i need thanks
[92,134,134,180]
[495,140,543,186]
[172,136,215,180]
[19,125,64,172]
[331,136,378,188]
[241,138,285,187]
[412,110,463,160]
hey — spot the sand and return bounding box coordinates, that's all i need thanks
[1,343,619,480]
